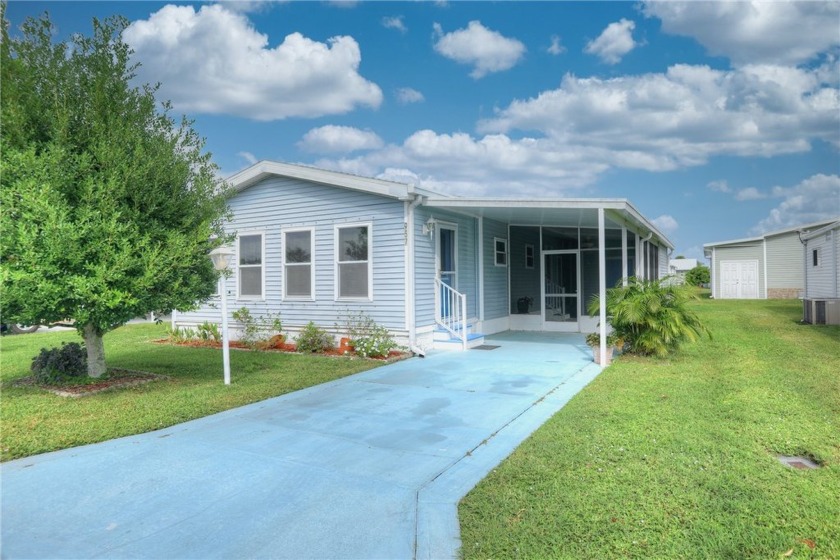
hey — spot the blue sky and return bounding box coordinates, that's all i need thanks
[6,1,840,260]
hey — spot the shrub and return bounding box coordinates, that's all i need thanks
[196,321,221,343]
[295,322,334,353]
[166,326,197,344]
[232,307,282,349]
[342,311,398,358]
[588,277,711,357]
[30,342,88,384]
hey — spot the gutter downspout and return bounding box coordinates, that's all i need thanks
[405,194,424,354]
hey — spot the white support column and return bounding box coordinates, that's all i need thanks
[477,216,485,322]
[621,227,628,286]
[598,208,607,367]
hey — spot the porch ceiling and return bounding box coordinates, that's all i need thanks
[423,197,674,249]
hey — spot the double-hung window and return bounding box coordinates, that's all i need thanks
[494,238,508,267]
[238,233,263,298]
[284,228,314,299]
[336,223,372,300]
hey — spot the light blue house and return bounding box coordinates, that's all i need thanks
[175,161,673,352]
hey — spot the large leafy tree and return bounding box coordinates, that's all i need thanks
[1,10,231,377]
[685,264,710,287]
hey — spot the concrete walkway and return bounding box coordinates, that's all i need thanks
[1,332,601,559]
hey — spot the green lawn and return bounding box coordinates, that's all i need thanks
[459,298,840,559]
[0,323,379,462]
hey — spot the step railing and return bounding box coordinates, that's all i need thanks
[434,276,467,350]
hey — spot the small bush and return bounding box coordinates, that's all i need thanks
[31,342,88,384]
[196,321,221,343]
[166,326,197,344]
[295,322,334,353]
[342,311,398,358]
[588,277,711,357]
[232,307,282,349]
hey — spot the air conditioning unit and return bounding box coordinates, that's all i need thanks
[803,298,840,325]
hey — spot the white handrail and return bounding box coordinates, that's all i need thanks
[434,277,467,350]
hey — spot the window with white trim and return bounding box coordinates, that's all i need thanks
[812,248,819,267]
[284,228,314,299]
[336,224,371,299]
[494,238,508,267]
[238,233,263,298]
[525,244,535,269]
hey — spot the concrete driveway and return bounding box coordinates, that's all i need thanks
[1,332,601,559]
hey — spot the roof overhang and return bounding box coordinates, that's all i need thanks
[423,197,674,250]
[227,161,415,200]
[801,220,840,241]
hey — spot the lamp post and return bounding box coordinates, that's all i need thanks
[209,246,234,385]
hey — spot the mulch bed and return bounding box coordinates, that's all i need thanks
[13,368,167,398]
[156,338,412,362]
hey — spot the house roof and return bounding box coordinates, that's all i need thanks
[228,160,674,249]
[801,220,840,241]
[703,218,840,254]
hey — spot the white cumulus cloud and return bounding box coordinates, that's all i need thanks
[382,15,407,33]
[644,1,840,67]
[734,187,765,201]
[433,21,526,79]
[123,4,382,121]
[707,180,731,193]
[752,174,840,233]
[548,35,566,55]
[395,87,425,104]
[584,18,638,64]
[478,63,839,169]
[652,214,679,234]
[298,125,384,154]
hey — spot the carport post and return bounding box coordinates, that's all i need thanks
[598,208,607,366]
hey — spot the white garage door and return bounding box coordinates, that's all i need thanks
[720,260,759,299]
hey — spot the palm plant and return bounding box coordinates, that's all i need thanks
[587,277,710,357]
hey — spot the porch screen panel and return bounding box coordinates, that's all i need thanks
[510,226,541,314]
[581,228,623,314]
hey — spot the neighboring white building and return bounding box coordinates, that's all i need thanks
[801,221,840,325]
[668,258,698,282]
[703,219,838,300]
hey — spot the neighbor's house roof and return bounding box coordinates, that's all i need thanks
[800,220,840,241]
[227,160,674,250]
[703,218,840,256]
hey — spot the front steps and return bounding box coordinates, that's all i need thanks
[433,322,485,350]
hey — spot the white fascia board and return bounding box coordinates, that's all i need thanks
[800,220,840,241]
[228,160,414,200]
[424,197,629,210]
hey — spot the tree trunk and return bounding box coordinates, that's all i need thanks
[82,323,107,378]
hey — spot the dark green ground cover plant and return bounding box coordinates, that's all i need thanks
[0,324,378,461]
[460,297,840,559]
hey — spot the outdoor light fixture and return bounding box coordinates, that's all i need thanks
[423,217,437,239]
[209,246,235,385]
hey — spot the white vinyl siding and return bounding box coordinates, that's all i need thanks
[711,244,765,299]
[283,228,314,300]
[483,219,510,320]
[238,233,264,299]
[335,223,372,300]
[804,227,839,298]
[766,232,807,290]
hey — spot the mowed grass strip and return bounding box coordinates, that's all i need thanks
[1,323,379,462]
[459,298,839,559]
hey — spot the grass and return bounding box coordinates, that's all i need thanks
[459,298,840,559]
[0,323,380,462]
